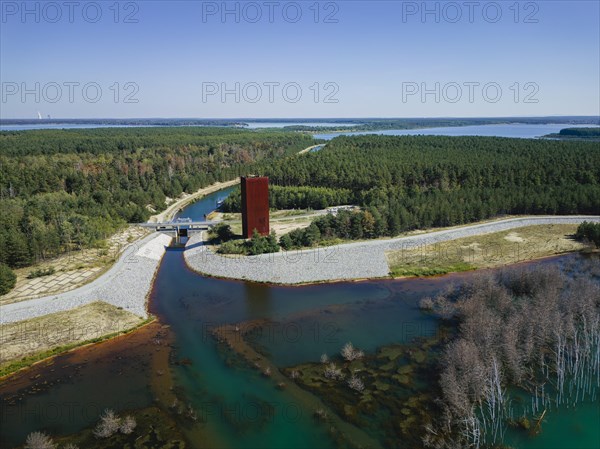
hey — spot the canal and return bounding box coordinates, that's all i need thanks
[0,187,598,448]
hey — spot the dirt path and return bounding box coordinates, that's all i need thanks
[298,144,325,154]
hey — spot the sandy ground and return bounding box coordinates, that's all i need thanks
[297,144,326,154]
[0,301,145,367]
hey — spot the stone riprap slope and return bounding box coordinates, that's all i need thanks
[185,216,600,284]
[0,234,172,325]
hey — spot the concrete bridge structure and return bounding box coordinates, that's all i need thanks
[138,219,219,243]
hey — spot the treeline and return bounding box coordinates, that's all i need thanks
[220,185,354,212]
[255,135,600,239]
[280,210,377,249]
[0,263,16,295]
[0,126,308,156]
[576,221,600,248]
[559,127,600,137]
[282,117,600,133]
[217,229,280,256]
[0,128,314,269]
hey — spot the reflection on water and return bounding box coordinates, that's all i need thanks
[1,184,597,449]
[0,323,161,447]
[174,186,237,221]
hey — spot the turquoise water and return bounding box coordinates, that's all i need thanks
[146,243,464,448]
[1,188,598,448]
[503,402,600,449]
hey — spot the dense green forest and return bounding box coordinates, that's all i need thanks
[0,263,16,295]
[576,221,600,248]
[280,117,600,132]
[0,127,314,269]
[559,127,600,137]
[250,135,600,246]
[221,185,354,212]
[543,127,600,140]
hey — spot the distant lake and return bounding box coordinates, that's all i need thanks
[2,122,597,139]
[314,123,599,140]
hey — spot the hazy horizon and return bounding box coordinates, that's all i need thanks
[2,115,600,122]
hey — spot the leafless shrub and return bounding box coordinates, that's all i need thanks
[289,370,299,379]
[119,415,137,434]
[314,408,329,421]
[93,409,121,438]
[24,432,56,449]
[419,296,434,310]
[347,374,365,392]
[341,342,364,361]
[324,362,343,380]
[320,353,329,364]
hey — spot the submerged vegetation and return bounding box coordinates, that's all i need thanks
[282,334,452,448]
[276,260,599,449]
[20,406,186,449]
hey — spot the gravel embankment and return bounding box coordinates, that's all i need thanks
[184,216,600,284]
[0,233,172,325]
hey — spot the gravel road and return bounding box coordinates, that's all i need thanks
[2,216,598,325]
[185,216,600,284]
[0,233,171,325]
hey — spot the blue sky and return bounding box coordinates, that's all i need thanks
[1,0,599,118]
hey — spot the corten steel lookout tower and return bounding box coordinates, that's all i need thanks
[241,176,269,238]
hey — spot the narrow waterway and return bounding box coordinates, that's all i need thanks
[1,188,598,448]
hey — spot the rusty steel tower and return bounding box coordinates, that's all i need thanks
[241,176,269,238]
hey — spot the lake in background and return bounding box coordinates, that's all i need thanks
[2,121,598,138]
[314,123,599,140]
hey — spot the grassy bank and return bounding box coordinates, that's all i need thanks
[386,224,584,277]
